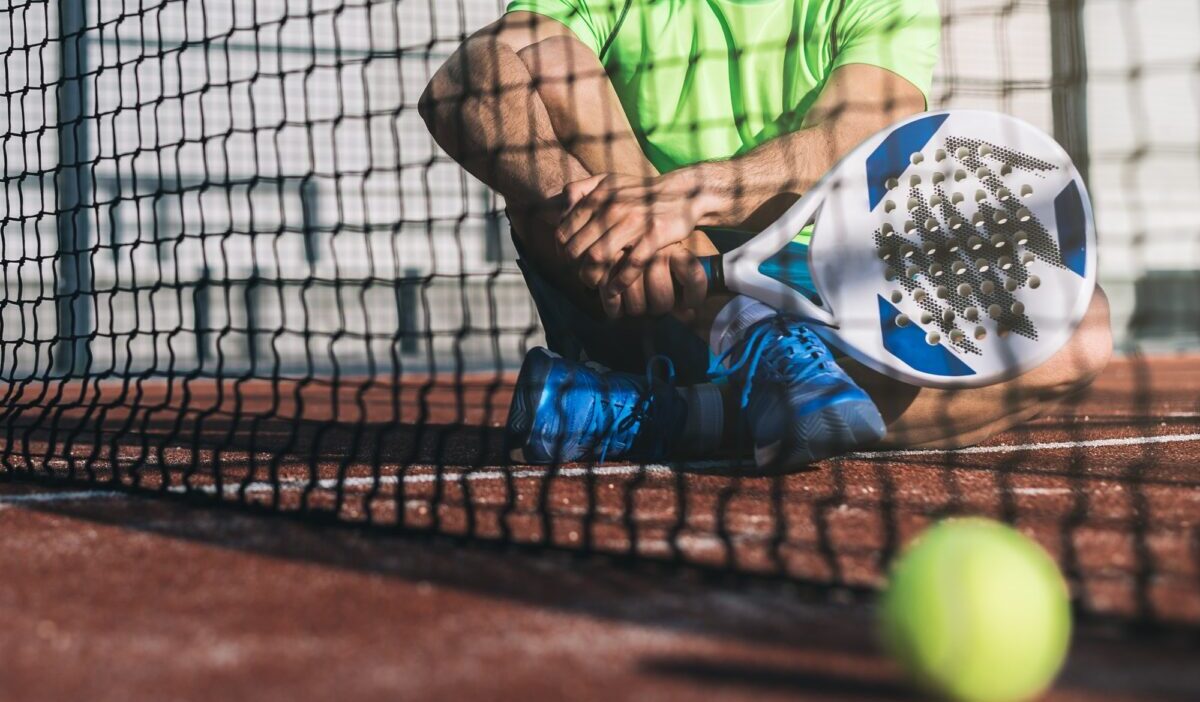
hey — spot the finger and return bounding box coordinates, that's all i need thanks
[600,289,623,319]
[558,190,637,255]
[605,229,662,293]
[644,255,675,317]
[668,247,708,311]
[584,216,649,283]
[620,274,647,318]
[558,176,657,247]
[578,252,610,289]
[561,175,606,212]
[563,210,616,262]
[575,219,637,289]
[556,182,610,247]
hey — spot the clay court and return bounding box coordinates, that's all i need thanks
[3,0,1198,698]
[2,354,1197,701]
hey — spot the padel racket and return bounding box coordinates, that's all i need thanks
[700,110,1096,388]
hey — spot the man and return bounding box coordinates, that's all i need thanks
[420,0,1112,471]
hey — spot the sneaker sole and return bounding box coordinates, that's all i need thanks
[755,398,886,473]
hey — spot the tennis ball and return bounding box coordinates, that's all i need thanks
[879,518,1072,702]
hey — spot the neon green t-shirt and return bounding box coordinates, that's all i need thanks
[506,0,940,174]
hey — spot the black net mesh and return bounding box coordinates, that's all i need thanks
[1,0,1197,630]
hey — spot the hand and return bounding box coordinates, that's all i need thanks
[596,243,708,320]
[556,172,713,296]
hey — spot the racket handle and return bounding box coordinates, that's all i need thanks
[696,253,839,328]
[698,255,727,296]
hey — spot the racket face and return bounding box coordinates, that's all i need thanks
[807,110,1097,388]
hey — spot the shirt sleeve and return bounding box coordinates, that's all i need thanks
[505,0,624,58]
[831,0,941,102]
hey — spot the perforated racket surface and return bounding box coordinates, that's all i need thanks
[702,110,1097,388]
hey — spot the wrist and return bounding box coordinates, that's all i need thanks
[662,164,730,226]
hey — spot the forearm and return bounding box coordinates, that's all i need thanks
[681,121,857,230]
[681,124,840,228]
[514,35,658,179]
[673,64,927,230]
[419,33,590,216]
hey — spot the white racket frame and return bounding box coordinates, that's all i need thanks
[718,110,1097,388]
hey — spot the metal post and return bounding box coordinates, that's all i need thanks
[244,268,263,374]
[54,0,93,376]
[1050,0,1090,184]
[300,178,320,267]
[483,187,502,264]
[154,191,173,263]
[396,268,419,355]
[193,267,212,373]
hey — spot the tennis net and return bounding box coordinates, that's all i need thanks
[2,0,1198,627]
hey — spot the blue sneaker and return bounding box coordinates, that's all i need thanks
[506,348,688,464]
[712,315,886,471]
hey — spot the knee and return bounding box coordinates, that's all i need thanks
[1043,286,1113,397]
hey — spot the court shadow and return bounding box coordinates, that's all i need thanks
[11,480,875,653]
[8,481,1200,701]
[641,656,917,700]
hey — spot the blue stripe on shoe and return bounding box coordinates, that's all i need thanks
[710,317,886,472]
[506,348,687,464]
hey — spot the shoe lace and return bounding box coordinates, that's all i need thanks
[708,316,830,410]
[594,355,676,463]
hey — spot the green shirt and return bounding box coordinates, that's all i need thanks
[506,0,940,173]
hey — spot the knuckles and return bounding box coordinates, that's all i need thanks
[583,246,614,267]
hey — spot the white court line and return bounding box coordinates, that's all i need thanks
[194,429,1200,494]
[13,433,1199,503]
[212,463,681,495]
[0,490,124,505]
[194,432,1200,496]
[379,433,1200,486]
[852,432,1200,460]
[1010,487,1075,497]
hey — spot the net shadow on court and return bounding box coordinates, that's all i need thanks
[2,357,1197,633]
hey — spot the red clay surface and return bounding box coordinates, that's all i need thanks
[0,355,1197,700]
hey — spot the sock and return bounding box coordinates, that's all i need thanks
[709,296,775,360]
[677,384,723,455]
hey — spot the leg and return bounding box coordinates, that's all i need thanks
[845,288,1114,449]
[502,35,885,468]
[505,33,726,337]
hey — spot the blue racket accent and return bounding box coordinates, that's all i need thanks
[865,113,950,211]
[877,296,976,378]
[1054,180,1089,277]
[699,256,720,295]
[758,241,821,302]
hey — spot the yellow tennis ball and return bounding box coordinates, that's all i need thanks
[879,518,1072,702]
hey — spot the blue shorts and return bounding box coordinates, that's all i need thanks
[513,228,815,386]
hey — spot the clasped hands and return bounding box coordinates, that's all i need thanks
[552,172,715,320]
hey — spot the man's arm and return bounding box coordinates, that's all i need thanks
[421,12,704,317]
[557,64,927,294]
[418,12,588,222]
[692,64,926,230]
[419,12,652,223]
